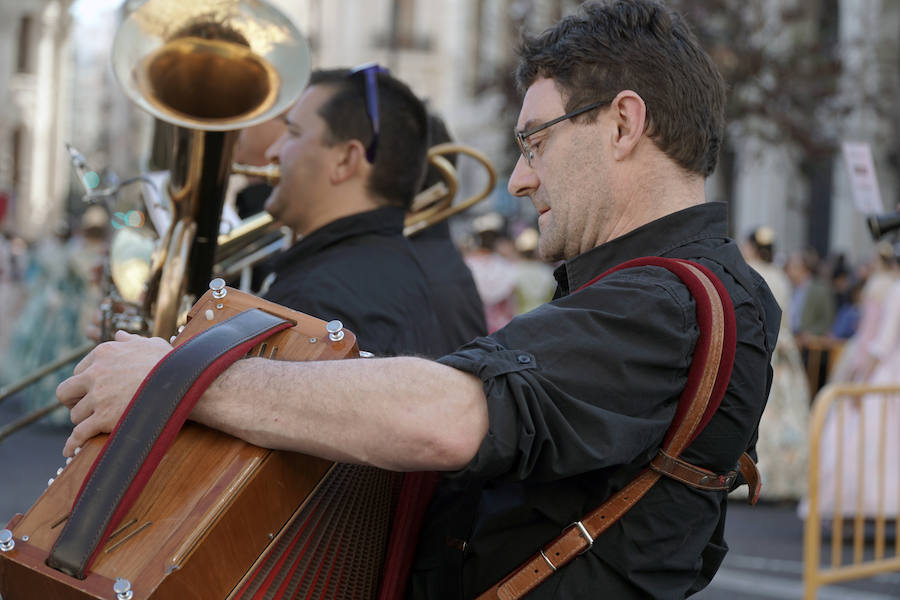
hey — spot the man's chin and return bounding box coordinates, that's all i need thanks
[263,191,281,219]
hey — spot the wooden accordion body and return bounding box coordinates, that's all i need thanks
[0,288,401,599]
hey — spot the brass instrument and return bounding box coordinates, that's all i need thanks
[404,143,496,237]
[229,141,497,241]
[112,0,310,338]
[0,0,309,443]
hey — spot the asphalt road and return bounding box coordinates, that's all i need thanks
[1,401,898,599]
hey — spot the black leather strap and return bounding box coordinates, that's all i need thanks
[47,309,290,578]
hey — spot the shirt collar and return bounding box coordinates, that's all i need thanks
[553,202,729,296]
[273,206,406,270]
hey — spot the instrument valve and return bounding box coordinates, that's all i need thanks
[0,529,14,551]
[326,320,345,342]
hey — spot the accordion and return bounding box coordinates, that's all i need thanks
[0,285,425,599]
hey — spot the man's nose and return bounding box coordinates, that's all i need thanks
[264,135,285,164]
[508,155,538,198]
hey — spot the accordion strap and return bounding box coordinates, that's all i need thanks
[47,309,291,579]
[475,257,738,600]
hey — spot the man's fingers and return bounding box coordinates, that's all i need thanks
[114,329,141,342]
[64,418,100,458]
[57,373,89,408]
[72,346,98,376]
[69,394,94,425]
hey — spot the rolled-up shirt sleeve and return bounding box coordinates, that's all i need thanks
[438,267,701,483]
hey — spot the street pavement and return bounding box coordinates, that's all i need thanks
[696,502,900,599]
[1,399,899,598]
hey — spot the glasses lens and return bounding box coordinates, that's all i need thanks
[514,132,532,165]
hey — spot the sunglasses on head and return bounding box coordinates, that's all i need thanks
[349,63,390,163]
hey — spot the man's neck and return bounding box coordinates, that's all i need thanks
[296,190,385,237]
[602,162,706,245]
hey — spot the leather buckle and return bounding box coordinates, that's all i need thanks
[539,548,557,571]
[567,521,594,554]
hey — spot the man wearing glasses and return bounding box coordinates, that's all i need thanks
[59,1,779,598]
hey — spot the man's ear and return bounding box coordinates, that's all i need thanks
[609,90,647,161]
[330,139,369,184]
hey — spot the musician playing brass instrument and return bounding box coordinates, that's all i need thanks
[59,2,779,598]
[238,65,444,358]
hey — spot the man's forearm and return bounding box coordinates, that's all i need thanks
[192,356,489,472]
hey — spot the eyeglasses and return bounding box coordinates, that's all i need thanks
[514,97,614,167]
[349,62,390,163]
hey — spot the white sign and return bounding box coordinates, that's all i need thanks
[841,142,884,214]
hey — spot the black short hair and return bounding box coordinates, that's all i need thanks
[515,0,726,177]
[308,68,428,209]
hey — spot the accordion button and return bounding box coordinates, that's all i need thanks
[0,529,14,552]
[326,320,345,342]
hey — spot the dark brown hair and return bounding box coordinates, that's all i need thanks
[309,68,428,209]
[515,0,726,176]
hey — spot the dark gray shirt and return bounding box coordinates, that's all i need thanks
[410,202,780,599]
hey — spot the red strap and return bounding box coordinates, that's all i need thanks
[48,310,291,578]
[476,257,737,600]
[576,257,735,448]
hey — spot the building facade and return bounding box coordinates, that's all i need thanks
[0,0,897,266]
[0,0,74,239]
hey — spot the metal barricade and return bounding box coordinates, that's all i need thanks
[803,383,900,599]
[797,337,845,401]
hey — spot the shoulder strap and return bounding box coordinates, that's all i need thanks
[475,257,736,600]
[47,309,291,579]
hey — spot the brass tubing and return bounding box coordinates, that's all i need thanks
[231,163,280,185]
[404,143,497,237]
[0,402,66,444]
[0,342,93,405]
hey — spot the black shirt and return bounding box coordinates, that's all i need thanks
[408,220,487,356]
[410,202,780,599]
[263,206,444,357]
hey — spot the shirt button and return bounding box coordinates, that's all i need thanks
[516,354,532,364]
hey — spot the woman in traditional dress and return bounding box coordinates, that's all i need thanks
[740,227,810,501]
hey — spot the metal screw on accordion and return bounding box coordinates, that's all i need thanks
[326,320,344,342]
[209,278,227,299]
[0,529,14,551]
[113,577,134,600]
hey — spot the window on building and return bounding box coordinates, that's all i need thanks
[16,15,34,73]
[375,0,431,51]
[12,126,24,188]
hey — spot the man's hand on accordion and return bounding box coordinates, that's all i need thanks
[56,330,173,457]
